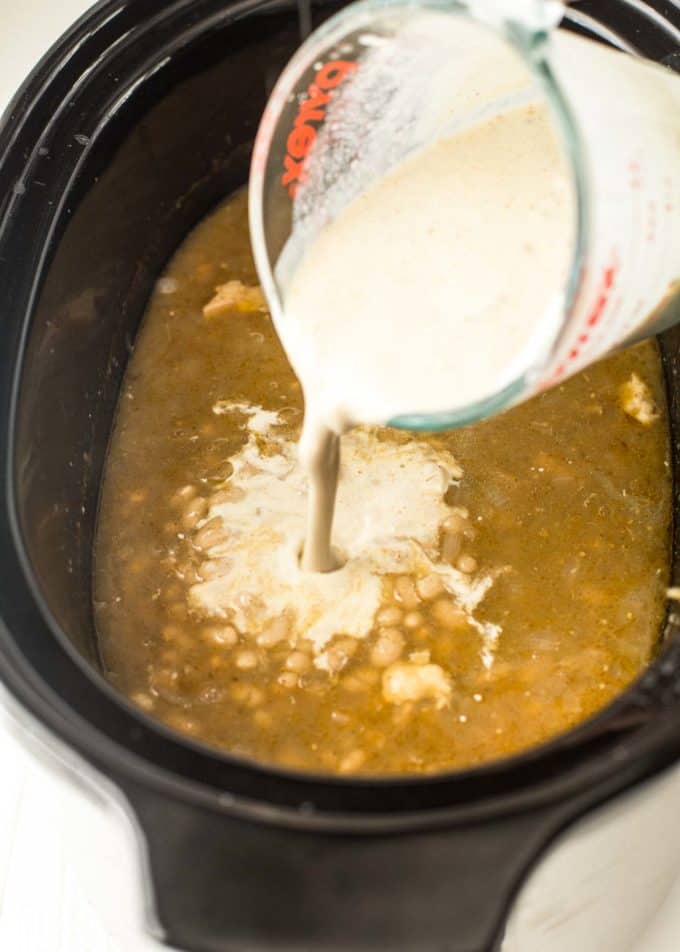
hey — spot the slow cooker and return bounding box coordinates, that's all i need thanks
[0,1,679,950]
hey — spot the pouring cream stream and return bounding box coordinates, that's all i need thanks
[279,103,574,571]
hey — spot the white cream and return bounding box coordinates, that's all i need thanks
[196,103,570,673]
[190,404,499,662]
[280,103,574,571]
[283,103,574,428]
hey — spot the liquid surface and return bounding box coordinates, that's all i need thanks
[95,191,671,775]
[283,102,574,569]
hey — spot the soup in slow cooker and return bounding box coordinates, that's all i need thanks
[94,190,671,775]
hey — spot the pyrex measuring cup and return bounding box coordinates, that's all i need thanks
[249,0,680,429]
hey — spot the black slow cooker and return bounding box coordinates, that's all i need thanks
[0,2,678,950]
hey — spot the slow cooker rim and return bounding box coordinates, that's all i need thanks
[0,0,679,825]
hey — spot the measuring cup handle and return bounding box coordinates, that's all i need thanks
[123,780,577,952]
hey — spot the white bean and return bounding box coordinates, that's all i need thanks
[371,628,405,667]
[324,637,358,673]
[286,651,311,673]
[200,558,233,581]
[204,625,238,647]
[132,692,154,711]
[257,615,290,647]
[432,598,468,629]
[394,576,420,610]
[339,749,367,773]
[416,574,444,600]
[194,517,227,550]
[377,605,403,626]
[235,649,258,670]
[457,554,478,574]
[171,484,196,508]
[443,511,469,534]
[182,496,208,530]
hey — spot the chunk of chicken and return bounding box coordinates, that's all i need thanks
[619,373,658,426]
[382,661,452,709]
[203,280,266,318]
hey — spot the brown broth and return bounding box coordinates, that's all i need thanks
[94,190,672,775]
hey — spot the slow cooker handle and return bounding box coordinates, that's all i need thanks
[124,782,574,952]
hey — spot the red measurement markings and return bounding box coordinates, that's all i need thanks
[549,259,619,384]
[664,175,674,215]
[629,158,642,192]
[647,200,657,244]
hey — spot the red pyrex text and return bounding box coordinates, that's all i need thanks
[282,60,357,198]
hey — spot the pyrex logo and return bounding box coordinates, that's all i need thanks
[282,59,357,198]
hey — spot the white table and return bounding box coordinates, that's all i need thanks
[0,6,146,947]
[0,2,678,949]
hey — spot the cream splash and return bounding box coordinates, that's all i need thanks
[190,403,500,667]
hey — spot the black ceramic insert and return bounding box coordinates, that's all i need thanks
[0,2,677,950]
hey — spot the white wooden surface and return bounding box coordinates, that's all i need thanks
[0,0,120,948]
[0,2,679,950]
[0,730,121,951]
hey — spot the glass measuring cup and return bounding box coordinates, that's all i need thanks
[249,0,680,430]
